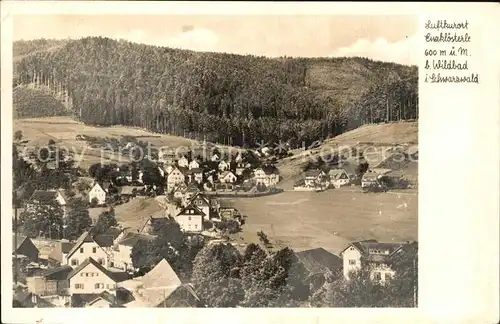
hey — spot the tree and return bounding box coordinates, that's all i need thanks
[14,130,23,142]
[191,243,244,307]
[215,219,241,234]
[257,230,270,246]
[93,207,117,235]
[131,239,161,272]
[19,202,64,239]
[65,198,92,240]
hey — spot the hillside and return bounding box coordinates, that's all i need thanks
[277,121,418,188]
[13,86,71,119]
[13,37,418,148]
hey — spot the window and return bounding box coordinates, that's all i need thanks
[80,247,84,253]
[71,259,79,266]
[75,284,84,289]
[80,273,84,277]
[90,273,94,277]
[384,273,392,281]
[95,283,104,289]
[188,216,192,221]
[98,258,104,265]
[93,247,97,253]
[349,259,356,265]
[85,273,89,277]
[373,272,382,281]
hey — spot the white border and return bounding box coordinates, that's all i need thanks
[2,2,499,324]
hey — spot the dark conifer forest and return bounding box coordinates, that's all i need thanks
[13,37,418,148]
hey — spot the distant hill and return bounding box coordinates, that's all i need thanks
[13,37,418,148]
[13,86,71,119]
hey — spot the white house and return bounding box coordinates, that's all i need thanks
[253,167,280,187]
[328,169,350,188]
[172,182,188,199]
[219,170,237,184]
[158,150,176,165]
[113,232,155,272]
[218,160,230,172]
[167,167,186,192]
[235,152,243,164]
[186,168,203,184]
[175,205,205,233]
[188,193,211,221]
[340,240,406,283]
[188,159,200,170]
[177,156,189,168]
[66,232,110,269]
[88,182,110,205]
[67,257,119,296]
[304,170,326,187]
[361,168,391,188]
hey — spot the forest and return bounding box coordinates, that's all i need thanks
[13,37,418,148]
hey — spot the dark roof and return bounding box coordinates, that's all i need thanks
[295,248,343,275]
[304,169,323,177]
[71,293,102,308]
[12,235,28,252]
[189,192,210,205]
[38,265,73,280]
[66,232,96,258]
[342,240,405,263]
[88,291,118,306]
[28,190,60,203]
[103,226,126,240]
[94,234,115,248]
[155,284,202,308]
[118,232,155,247]
[67,257,119,282]
[96,181,111,191]
[328,168,349,180]
[177,204,206,217]
[13,291,55,308]
[262,166,279,175]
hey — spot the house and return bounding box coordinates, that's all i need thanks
[164,164,174,175]
[304,169,326,187]
[294,248,343,290]
[219,170,237,184]
[188,159,200,170]
[328,169,351,189]
[26,190,67,218]
[177,156,189,168]
[158,150,176,165]
[188,193,211,221]
[361,168,391,188]
[121,259,202,308]
[12,235,39,262]
[235,152,243,164]
[114,232,155,271]
[48,240,75,265]
[340,240,406,283]
[13,291,56,308]
[101,226,131,246]
[218,160,230,172]
[26,265,72,296]
[118,186,138,198]
[85,291,121,308]
[218,200,242,223]
[211,153,220,162]
[65,232,110,268]
[166,167,186,192]
[88,182,110,205]
[175,205,205,233]
[139,216,171,235]
[235,163,247,176]
[67,257,122,296]
[172,182,188,199]
[253,167,280,187]
[186,168,203,184]
[184,183,201,201]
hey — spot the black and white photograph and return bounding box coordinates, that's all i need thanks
[9,13,419,308]
[2,2,499,323]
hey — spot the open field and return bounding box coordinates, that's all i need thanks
[13,117,205,170]
[88,197,165,231]
[226,187,417,255]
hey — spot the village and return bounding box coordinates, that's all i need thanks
[12,135,418,308]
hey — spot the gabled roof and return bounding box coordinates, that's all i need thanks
[86,291,118,307]
[67,257,118,282]
[220,170,236,178]
[92,181,111,192]
[155,284,202,308]
[66,231,97,258]
[28,190,61,204]
[295,248,343,275]
[142,259,182,289]
[12,235,29,252]
[103,226,130,240]
[340,240,405,263]
[304,169,324,177]
[189,192,210,206]
[177,204,206,217]
[48,241,75,262]
[173,182,188,192]
[328,168,349,180]
[140,216,170,234]
[118,232,155,247]
[38,265,73,280]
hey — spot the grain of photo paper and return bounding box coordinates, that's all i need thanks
[1,2,499,324]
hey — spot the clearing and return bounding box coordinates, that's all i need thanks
[226,187,417,255]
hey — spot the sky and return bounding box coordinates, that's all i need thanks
[13,15,418,65]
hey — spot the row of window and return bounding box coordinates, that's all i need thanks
[71,258,105,266]
[80,272,100,277]
[79,247,98,254]
[373,272,392,281]
[74,283,116,290]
